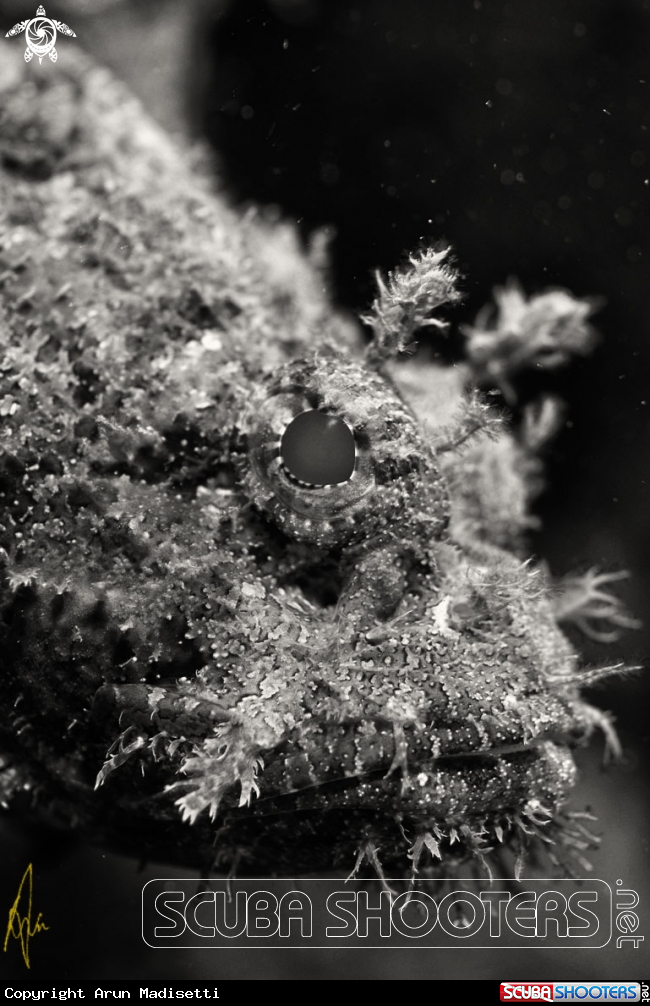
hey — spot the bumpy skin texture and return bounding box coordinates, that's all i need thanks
[0,50,617,876]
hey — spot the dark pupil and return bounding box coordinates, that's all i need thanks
[281,410,355,485]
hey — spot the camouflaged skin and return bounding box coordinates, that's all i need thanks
[0,49,618,877]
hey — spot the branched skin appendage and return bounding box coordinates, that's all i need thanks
[553,569,641,643]
[0,51,636,878]
[462,281,598,404]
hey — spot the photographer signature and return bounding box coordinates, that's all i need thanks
[3,863,49,969]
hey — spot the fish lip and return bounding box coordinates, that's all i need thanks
[431,733,573,760]
[237,731,575,817]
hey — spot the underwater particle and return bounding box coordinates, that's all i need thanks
[614,206,633,227]
[588,171,605,190]
[320,162,340,185]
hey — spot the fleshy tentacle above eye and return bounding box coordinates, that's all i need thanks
[362,246,462,363]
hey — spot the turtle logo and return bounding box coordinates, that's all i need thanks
[5,4,76,64]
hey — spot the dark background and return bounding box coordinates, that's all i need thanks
[0,0,648,981]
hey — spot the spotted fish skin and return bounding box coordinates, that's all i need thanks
[0,47,623,877]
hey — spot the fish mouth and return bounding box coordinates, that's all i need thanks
[210,730,579,877]
[229,720,579,827]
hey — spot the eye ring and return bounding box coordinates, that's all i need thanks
[239,354,444,547]
[243,388,377,545]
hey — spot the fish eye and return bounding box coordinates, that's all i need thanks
[280,410,356,487]
[241,355,445,547]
